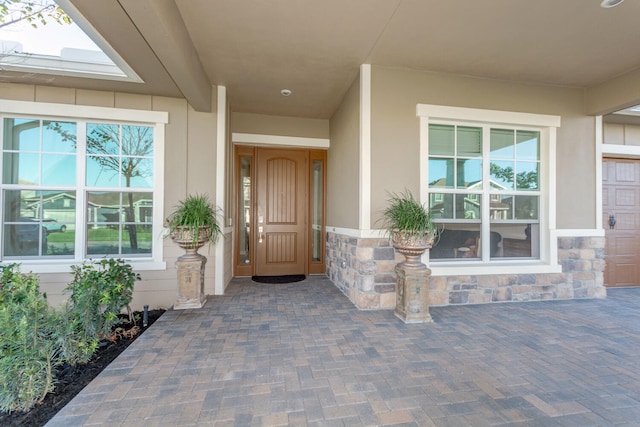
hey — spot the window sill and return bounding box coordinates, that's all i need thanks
[429,260,561,276]
[9,259,167,274]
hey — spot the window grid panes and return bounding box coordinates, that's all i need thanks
[428,124,483,191]
[86,191,153,256]
[429,123,541,261]
[86,124,154,188]
[1,115,156,260]
[3,118,77,186]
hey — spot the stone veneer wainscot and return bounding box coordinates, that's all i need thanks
[326,232,606,310]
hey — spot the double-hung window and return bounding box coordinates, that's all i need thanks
[417,105,560,266]
[0,100,167,271]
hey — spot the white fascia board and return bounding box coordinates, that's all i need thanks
[0,54,133,81]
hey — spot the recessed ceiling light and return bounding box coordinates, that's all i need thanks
[601,0,624,8]
[280,89,292,97]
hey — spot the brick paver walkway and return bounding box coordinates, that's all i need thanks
[47,275,640,426]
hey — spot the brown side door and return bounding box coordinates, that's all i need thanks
[603,158,640,287]
[255,148,307,276]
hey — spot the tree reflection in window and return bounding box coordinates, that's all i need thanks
[48,122,153,253]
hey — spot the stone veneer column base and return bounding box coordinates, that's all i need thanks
[326,231,606,310]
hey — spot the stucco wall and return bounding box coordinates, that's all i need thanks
[586,68,640,116]
[327,74,361,230]
[369,66,597,230]
[231,112,329,138]
[0,82,222,310]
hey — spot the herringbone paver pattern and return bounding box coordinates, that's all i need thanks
[47,276,640,426]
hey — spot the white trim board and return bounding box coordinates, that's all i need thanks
[327,226,386,239]
[595,116,604,231]
[327,226,604,240]
[232,133,329,148]
[431,263,562,276]
[0,99,168,123]
[215,86,227,295]
[553,229,605,237]
[416,104,561,127]
[359,64,372,230]
[601,143,640,159]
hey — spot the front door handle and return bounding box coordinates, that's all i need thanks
[609,214,616,229]
[258,226,264,243]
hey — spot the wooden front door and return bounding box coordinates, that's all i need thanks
[255,148,307,276]
[603,158,640,287]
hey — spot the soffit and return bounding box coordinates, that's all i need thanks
[4,1,640,119]
[174,0,400,118]
[174,0,640,118]
[368,0,640,88]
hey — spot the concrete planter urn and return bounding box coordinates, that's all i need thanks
[391,231,435,323]
[391,232,435,270]
[381,191,438,324]
[166,194,221,310]
[171,226,212,252]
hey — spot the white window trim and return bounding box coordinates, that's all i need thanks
[0,99,168,273]
[417,104,561,276]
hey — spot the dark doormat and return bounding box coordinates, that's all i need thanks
[252,274,306,284]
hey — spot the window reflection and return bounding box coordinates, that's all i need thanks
[430,224,483,260]
[311,159,323,262]
[456,159,482,189]
[86,123,154,188]
[491,223,538,259]
[429,122,541,263]
[430,193,481,220]
[3,189,76,257]
[239,157,251,265]
[86,191,152,256]
[2,118,77,185]
[429,158,454,187]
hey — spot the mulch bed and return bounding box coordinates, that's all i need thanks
[0,309,166,427]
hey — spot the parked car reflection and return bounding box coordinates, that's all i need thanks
[42,219,67,233]
[4,218,48,256]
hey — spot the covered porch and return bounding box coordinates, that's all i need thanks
[47,276,640,426]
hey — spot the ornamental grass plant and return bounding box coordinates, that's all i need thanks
[165,193,222,247]
[380,190,438,242]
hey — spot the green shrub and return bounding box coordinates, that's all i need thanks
[0,265,60,413]
[54,308,99,366]
[64,259,140,351]
[0,259,140,413]
[0,259,140,412]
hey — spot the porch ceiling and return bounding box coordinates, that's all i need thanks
[4,0,640,118]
